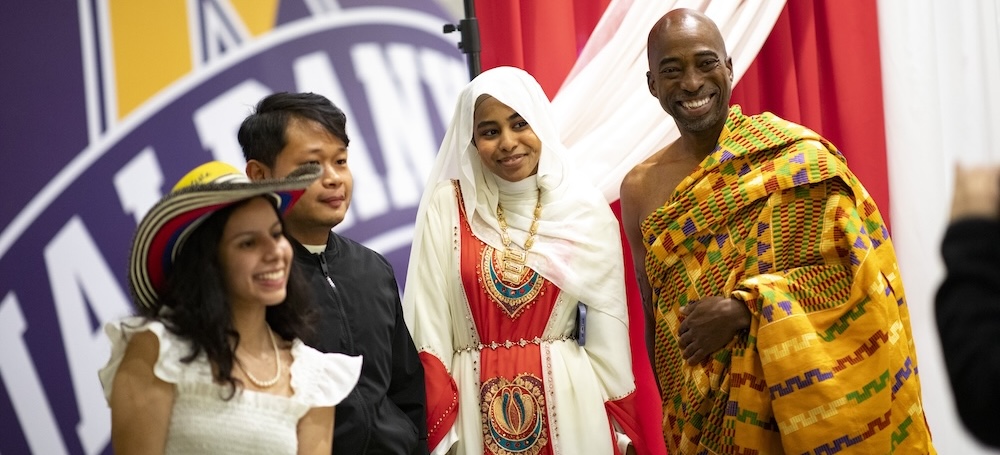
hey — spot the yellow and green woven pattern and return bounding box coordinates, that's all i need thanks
[642,106,934,454]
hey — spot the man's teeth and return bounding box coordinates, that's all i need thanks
[682,97,710,109]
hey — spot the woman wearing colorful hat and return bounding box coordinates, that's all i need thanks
[99,161,361,454]
[402,67,643,455]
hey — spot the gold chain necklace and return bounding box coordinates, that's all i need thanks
[236,327,282,389]
[495,188,542,283]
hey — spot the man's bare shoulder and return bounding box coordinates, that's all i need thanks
[621,146,672,197]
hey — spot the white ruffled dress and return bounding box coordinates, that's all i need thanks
[98,317,362,454]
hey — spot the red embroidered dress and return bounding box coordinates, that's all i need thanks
[461,193,561,455]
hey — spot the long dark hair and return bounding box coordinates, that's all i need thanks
[150,197,316,397]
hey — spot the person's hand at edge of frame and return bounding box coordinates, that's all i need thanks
[950,163,1000,222]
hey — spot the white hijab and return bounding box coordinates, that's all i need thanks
[407,66,627,324]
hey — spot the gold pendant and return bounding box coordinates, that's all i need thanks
[496,189,542,284]
[502,246,528,282]
[504,247,526,263]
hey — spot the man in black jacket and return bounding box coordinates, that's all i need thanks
[240,92,429,454]
[936,164,1000,449]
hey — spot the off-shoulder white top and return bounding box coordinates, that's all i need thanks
[99,317,362,454]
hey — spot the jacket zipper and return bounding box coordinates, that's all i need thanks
[318,253,337,289]
[315,250,370,450]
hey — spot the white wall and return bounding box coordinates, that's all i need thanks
[879,0,1000,452]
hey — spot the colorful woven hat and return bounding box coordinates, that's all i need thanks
[128,161,320,311]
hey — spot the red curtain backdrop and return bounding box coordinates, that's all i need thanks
[730,0,891,226]
[475,0,610,98]
[474,1,890,454]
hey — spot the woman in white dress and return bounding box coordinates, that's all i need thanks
[403,67,642,455]
[100,161,361,454]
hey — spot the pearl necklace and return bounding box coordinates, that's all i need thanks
[495,188,542,283]
[236,327,282,389]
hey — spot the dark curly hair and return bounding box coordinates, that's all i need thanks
[141,196,316,397]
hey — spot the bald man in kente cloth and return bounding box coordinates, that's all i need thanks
[620,8,936,454]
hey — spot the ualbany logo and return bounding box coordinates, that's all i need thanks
[0,1,466,453]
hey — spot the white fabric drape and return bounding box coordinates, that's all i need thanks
[551,0,787,201]
[879,1,1000,452]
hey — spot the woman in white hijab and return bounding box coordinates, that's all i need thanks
[403,66,641,455]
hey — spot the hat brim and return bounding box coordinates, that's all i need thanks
[128,165,320,311]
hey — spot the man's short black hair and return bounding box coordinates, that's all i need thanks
[238,92,350,166]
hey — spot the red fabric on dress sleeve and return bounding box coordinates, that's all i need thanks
[420,351,459,449]
[607,391,648,455]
